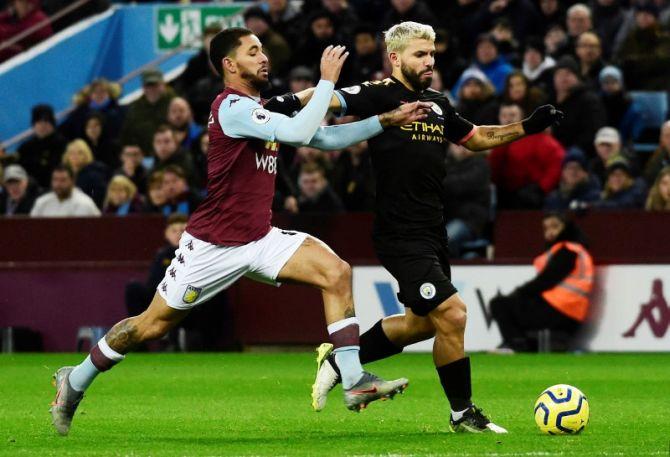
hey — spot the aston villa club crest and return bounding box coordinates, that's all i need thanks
[182,285,202,304]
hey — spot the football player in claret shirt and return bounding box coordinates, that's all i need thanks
[50,28,434,435]
[307,22,564,433]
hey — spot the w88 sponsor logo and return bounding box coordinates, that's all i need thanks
[255,153,277,174]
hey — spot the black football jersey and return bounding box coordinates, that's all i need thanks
[335,77,475,235]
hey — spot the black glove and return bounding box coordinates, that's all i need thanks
[521,105,565,135]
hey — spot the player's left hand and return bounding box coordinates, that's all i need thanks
[378,101,432,128]
[521,105,564,135]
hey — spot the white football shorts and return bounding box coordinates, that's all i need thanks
[157,227,308,310]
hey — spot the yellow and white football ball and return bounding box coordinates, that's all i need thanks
[534,384,589,434]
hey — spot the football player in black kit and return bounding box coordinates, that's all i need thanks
[305,21,564,432]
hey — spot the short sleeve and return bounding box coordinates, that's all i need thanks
[442,100,476,145]
[263,92,302,116]
[335,80,390,118]
[218,94,289,141]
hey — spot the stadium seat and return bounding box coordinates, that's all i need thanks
[630,91,669,153]
[76,326,108,352]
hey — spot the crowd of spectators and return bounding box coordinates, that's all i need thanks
[2,0,670,255]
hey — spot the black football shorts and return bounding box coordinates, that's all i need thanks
[374,230,457,316]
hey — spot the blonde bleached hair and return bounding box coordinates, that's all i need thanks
[384,21,436,54]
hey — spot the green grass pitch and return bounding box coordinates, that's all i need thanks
[1,352,668,456]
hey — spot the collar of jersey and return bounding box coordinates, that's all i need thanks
[224,86,262,103]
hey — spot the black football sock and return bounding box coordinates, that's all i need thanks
[437,356,472,412]
[359,319,403,364]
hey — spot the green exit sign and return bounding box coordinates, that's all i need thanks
[156,5,246,51]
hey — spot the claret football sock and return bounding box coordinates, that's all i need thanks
[359,319,403,364]
[437,357,473,412]
[327,317,364,389]
[69,337,125,392]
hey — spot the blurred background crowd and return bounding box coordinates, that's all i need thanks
[2,0,670,258]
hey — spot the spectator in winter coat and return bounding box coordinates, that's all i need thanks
[0,0,52,62]
[159,165,202,217]
[616,2,670,90]
[453,34,513,95]
[643,121,670,186]
[18,104,67,189]
[454,68,499,125]
[550,55,606,156]
[297,163,344,213]
[522,37,555,94]
[120,69,175,154]
[544,148,601,210]
[588,126,637,185]
[61,139,109,208]
[150,125,196,185]
[103,175,144,216]
[244,7,292,77]
[598,66,643,144]
[645,166,670,211]
[167,97,202,151]
[82,112,119,169]
[0,164,40,215]
[489,103,565,208]
[60,78,125,144]
[114,144,147,195]
[591,0,626,60]
[331,140,375,212]
[575,32,605,90]
[443,143,491,258]
[592,156,647,209]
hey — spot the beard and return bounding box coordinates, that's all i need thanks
[241,68,270,91]
[401,63,432,91]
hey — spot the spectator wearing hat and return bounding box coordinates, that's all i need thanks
[591,0,626,60]
[442,143,491,258]
[550,55,606,156]
[643,121,670,186]
[454,34,513,95]
[616,2,670,90]
[120,68,175,154]
[350,24,384,83]
[454,68,499,125]
[591,155,647,209]
[489,103,565,209]
[244,6,291,77]
[575,31,605,90]
[588,126,637,184]
[0,164,40,215]
[30,164,100,217]
[598,66,643,144]
[522,37,555,93]
[60,78,125,144]
[17,104,67,189]
[645,166,670,211]
[544,147,601,210]
[0,0,53,62]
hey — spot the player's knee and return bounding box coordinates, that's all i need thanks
[434,301,467,334]
[323,259,352,292]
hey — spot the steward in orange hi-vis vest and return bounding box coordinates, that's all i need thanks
[533,241,594,322]
[489,213,594,352]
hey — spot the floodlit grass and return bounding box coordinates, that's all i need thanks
[1,352,668,456]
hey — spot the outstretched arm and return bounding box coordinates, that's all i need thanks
[463,105,564,152]
[304,101,432,150]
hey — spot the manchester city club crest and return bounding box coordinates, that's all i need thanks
[182,285,202,304]
[420,282,436,300]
